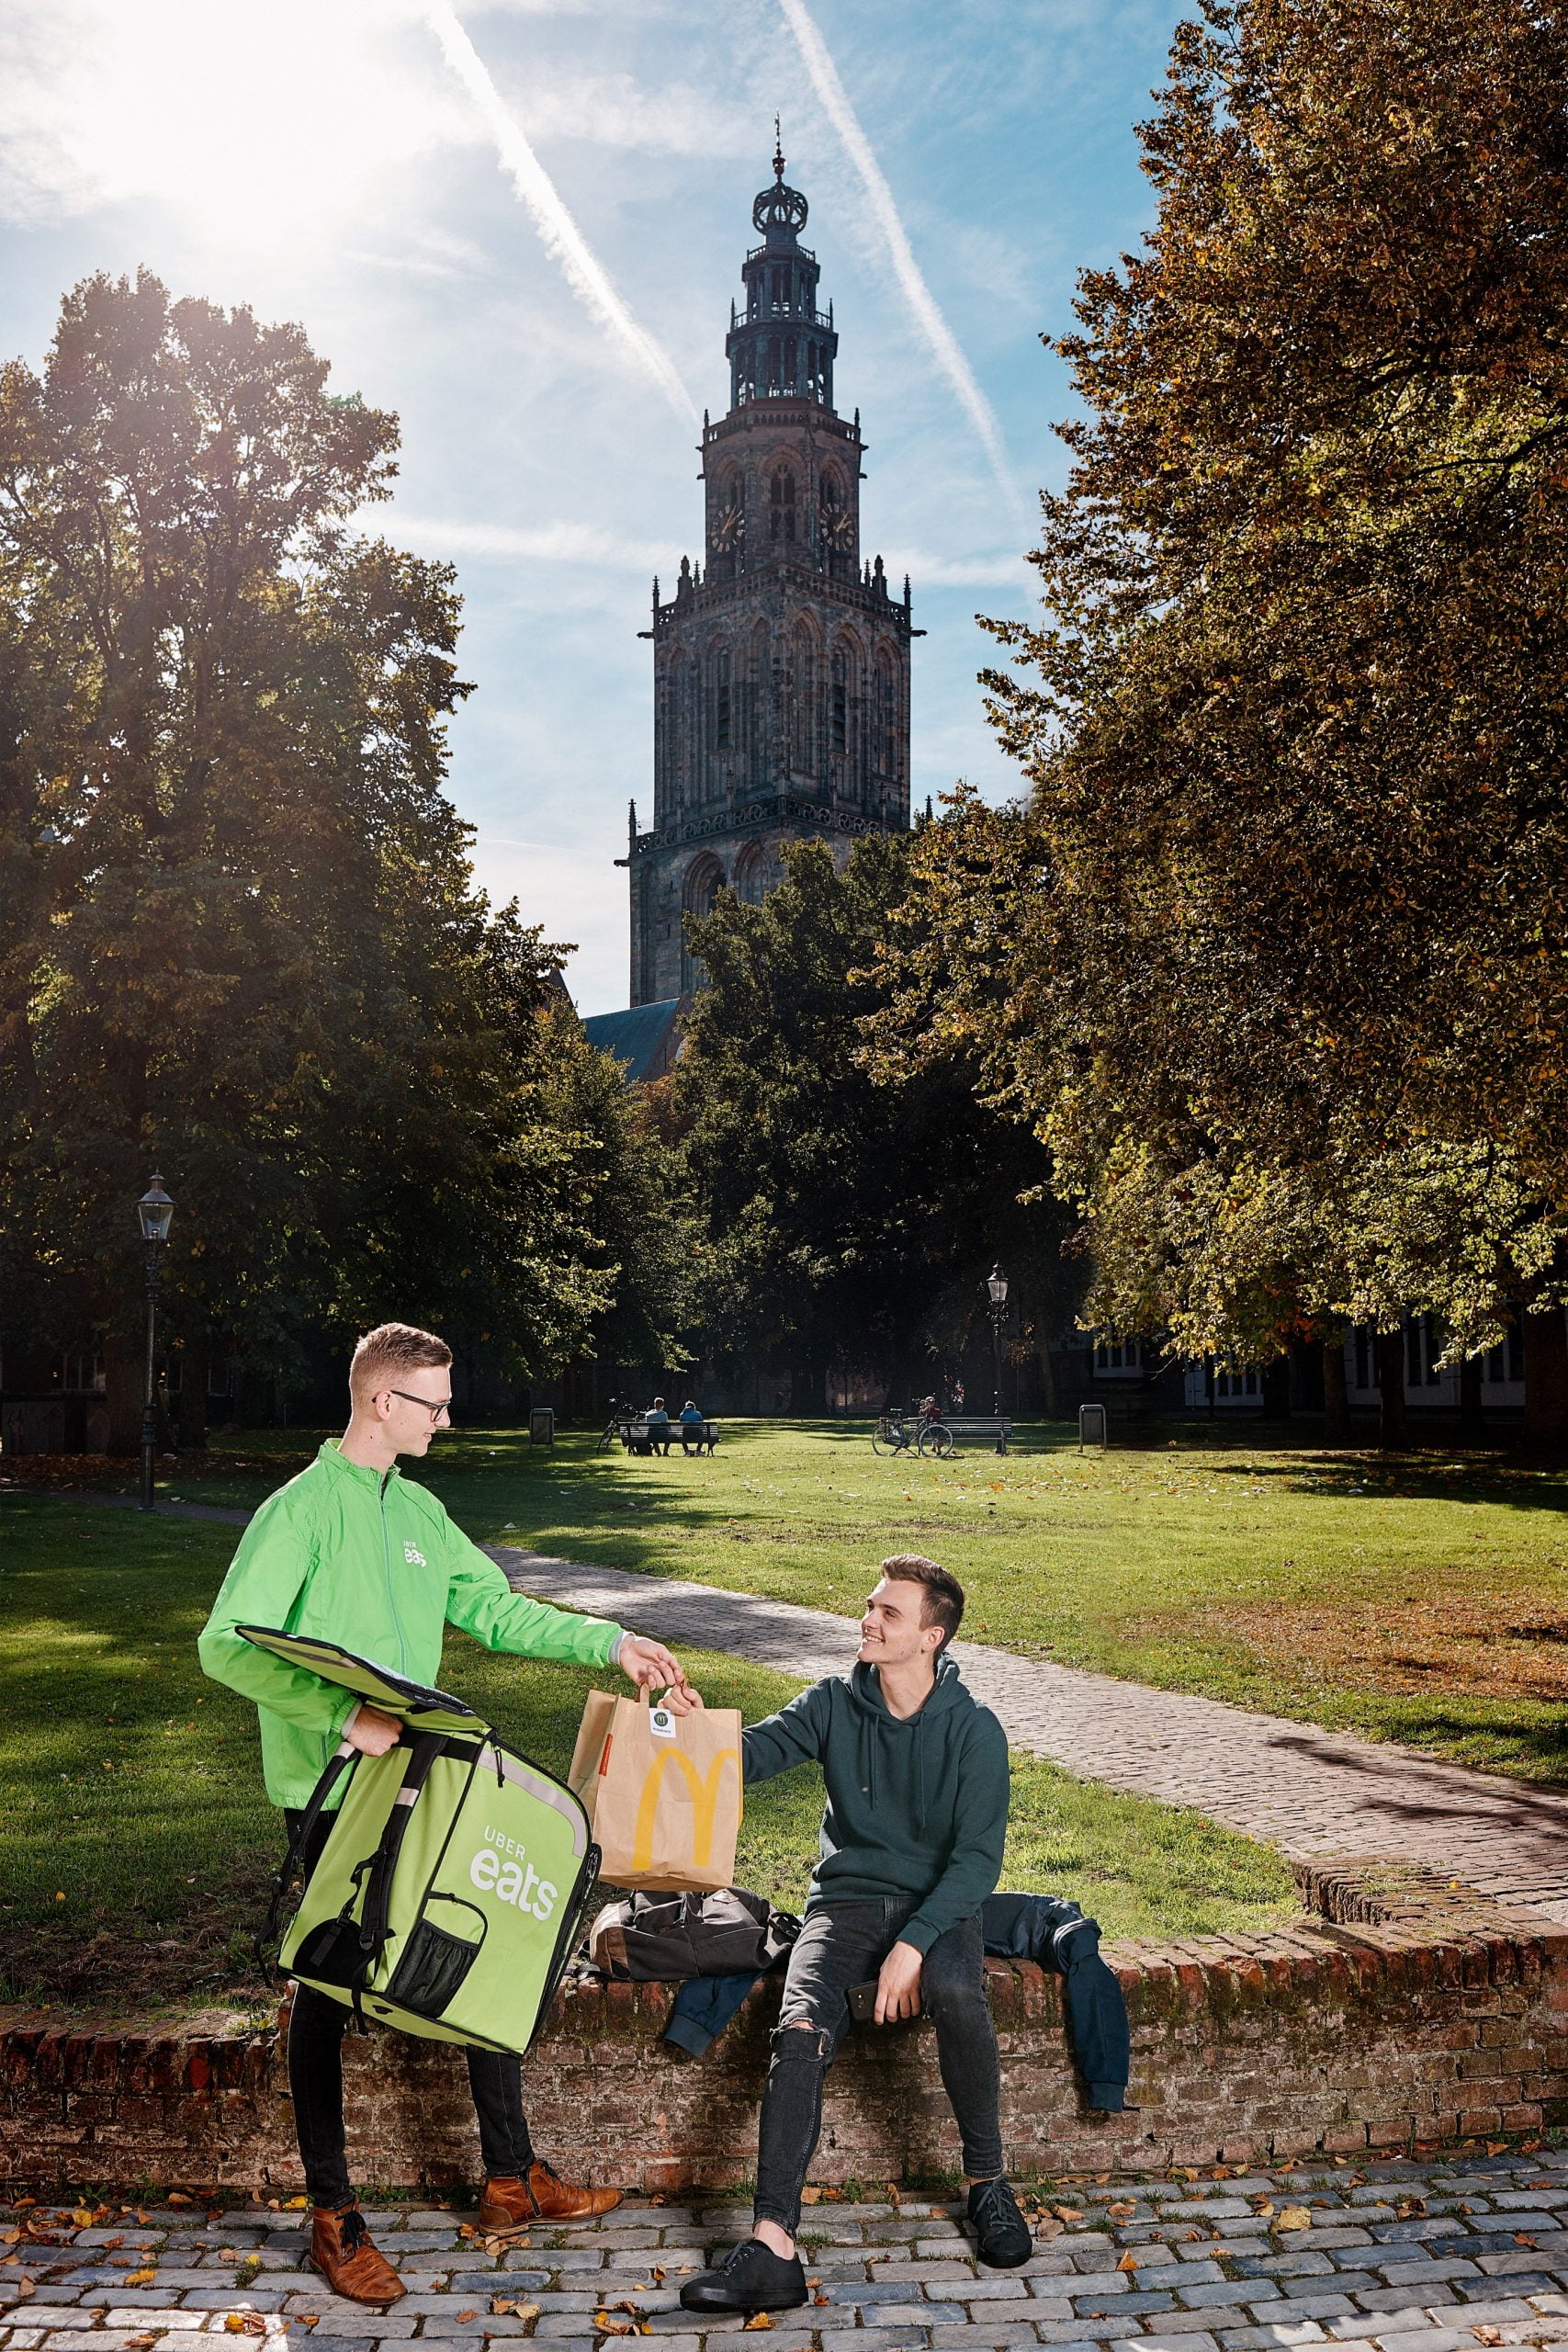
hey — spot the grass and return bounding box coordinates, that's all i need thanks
[36,1415,1568,1782]
[0,1495,1292,2012]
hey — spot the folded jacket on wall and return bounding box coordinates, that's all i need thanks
[981,1891,1130,2110]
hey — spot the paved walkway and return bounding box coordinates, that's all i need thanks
[491,1552,1568,1924]
[7,2152,1568,2352]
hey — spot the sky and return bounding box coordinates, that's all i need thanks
[0,0,1180,1012]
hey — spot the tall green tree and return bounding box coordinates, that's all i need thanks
[0,271,667,1423]
[876,0,1568,1434]
[675,835,1074,1404]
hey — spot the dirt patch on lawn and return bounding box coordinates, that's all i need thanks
[1137,1594,1568,1702]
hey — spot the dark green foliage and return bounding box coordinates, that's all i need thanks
[674,835,1075,1398]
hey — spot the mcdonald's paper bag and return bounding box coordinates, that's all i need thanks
[569,1689,742,1892]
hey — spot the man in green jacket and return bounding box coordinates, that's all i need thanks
[200,1322,693,2308]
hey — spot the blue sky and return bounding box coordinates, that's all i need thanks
[0,0,1179,1011]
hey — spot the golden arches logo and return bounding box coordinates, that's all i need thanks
[632,1745,740,1873]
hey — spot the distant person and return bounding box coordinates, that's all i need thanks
[645,1395,672,1455]
[679,1398,710,1454]
[951,1377,965,1414]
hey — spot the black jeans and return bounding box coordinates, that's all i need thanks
[284,1807,536,2209]
[754,1899,1004,2237]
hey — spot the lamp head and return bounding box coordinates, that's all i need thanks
[987,1264,1008,1308]
[138,1173,175,1245]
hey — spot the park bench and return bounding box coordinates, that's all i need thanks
[940,1414,1013,1454]
[617,1417,719,1457]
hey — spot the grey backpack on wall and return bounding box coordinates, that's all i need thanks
[590,1886,799,1980]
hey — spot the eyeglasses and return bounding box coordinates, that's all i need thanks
[385,1388,452,1423]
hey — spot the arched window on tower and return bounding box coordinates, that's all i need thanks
[733,842,766,904]
[791,623,818,777]
[819,468,851,580]
[713,644,732,752]
[748,622,770,790]
[770,468,796,543]
[830,645,850,754]
[681,854,727,993]
[872,651,897,786]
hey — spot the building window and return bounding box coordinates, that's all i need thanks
[1092,1339,1143,1374]
[714,646,732,751]
[734,842,766,903]
[873,654,895,776]
[59,1351,105,1393]
[830,648,848,752]
[770,468,795,542]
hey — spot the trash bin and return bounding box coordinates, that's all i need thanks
[1078,1402,1108,1454]
[529,1406,556,1447]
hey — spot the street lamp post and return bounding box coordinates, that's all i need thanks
[987,1265,1009,1448]
[136,1174,175,1512]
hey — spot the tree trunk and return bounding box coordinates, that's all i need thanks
[1522,1303,1568,1459]
[1376,1326,1407,1451]
[103,1329,142,1455]
[180,1331,209,1451]
[1458,1351,1483,1445]
[1322,1332,1350,1444]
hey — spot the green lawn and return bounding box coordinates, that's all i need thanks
[57,1415,1568,1781]
[0,1494,1291,2011]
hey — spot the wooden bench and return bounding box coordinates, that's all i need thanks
[617,1418,719,1457]
[939,1415,1013,1454]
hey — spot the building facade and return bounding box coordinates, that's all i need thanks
[623,143,918,1006]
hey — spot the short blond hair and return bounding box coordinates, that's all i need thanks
[350,1322,451,1407]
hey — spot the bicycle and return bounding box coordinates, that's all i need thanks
[597,1397,631,1453]
[872,1408,954,1459]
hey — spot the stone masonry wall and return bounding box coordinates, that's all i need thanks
[3,1867,1565,2196]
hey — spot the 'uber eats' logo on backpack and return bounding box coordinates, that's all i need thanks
[403,1542,426,1566]
[470,1826,558,1920]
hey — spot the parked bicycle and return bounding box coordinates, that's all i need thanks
[872,1407,954,1459]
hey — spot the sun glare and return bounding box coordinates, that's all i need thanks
[2,0,462,244]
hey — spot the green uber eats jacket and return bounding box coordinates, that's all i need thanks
[198,1440,628,1810]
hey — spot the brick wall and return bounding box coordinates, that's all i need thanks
[3,1866,1564,2196]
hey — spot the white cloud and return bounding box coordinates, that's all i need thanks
[388,513,671,571]
[777,0,1025,528]
[425,5,699,423]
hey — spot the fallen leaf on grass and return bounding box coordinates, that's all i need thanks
[124,2268,158,2287]
[1277,2209,1313,2233]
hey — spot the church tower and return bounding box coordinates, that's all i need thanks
[625,140,918,1006]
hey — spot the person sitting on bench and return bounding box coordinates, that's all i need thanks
[678,1398,708,1453]
[680,1553,1031,2315]
[643,1396,672,1453]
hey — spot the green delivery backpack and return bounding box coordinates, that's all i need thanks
[243,1626,599,2056]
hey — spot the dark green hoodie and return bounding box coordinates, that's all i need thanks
[741,1657,1010,1954]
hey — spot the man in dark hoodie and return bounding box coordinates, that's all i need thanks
[682,1553,1031,2315]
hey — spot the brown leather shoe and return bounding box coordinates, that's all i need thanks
[478,2160,622,2228]
[307,2203,406,2306]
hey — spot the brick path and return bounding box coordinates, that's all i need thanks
[9,2152,1568,2352]
[490,1553,1568,1926]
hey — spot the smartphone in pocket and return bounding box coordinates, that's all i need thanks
[847,1979,879,2023]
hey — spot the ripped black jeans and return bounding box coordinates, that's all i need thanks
[754,1898,1004,2237]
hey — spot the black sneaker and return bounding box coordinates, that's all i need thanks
[680,2239,808,2312]
[967,2176,1032,2267]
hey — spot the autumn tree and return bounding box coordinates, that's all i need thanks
[877,0,1568,1444]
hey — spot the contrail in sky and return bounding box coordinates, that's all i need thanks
[425,6,698,426]
[777,0,1021,522]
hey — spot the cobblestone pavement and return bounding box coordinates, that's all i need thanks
[10,2151,1568,2352]
[491,1552,1568,1924]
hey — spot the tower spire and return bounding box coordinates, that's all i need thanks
[773,115,785,181]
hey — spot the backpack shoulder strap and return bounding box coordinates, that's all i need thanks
[257,1738,359,1982]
